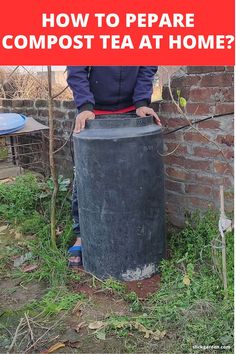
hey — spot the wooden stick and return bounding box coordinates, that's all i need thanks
[7,317,24,353]
[24,313,34,344]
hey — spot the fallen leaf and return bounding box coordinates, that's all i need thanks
[183,274,191,286]
[74,321,86,333]
[21,264,38,272]
[40,342,65,354]
[0,225,8,233]
[152,329,166,341]
[0,177,15,184]
[14,231,22,240]
[14,252,33,267]
[96,330,106,340]
[133,322,152,338]
[88,321,105,330]
[64,340,80,349]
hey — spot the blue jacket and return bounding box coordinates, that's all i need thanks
[67,66,158,112]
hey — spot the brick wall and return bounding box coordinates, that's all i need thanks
[0,66,234,226]
[153,66,234,225]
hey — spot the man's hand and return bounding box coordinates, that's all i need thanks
[74,111,95,133]
[136,107,162,126]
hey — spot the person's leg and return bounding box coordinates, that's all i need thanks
[68,175,82,266]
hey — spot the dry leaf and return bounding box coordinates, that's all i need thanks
[133,322,152,338]
[96,330,106,340]
[14,231,22,239]
[0,177,15,184]
[40,342,65,354]
[74,321,86,333]
[183,274,191,286]
[127,321,166,341]
[88,321,105,330]
[152,329,166,341]
[0,225,8,233]
[21,264,38,272]
[64,340,80,349]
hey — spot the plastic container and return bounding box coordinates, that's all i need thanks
[0,113,26,135]
[73,114,166,280]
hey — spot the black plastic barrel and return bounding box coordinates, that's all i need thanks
[73,114,166,281]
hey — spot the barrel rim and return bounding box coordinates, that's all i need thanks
[85,114,156,129]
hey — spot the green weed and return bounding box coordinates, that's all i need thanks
[26,287,85,316]
[0,173,75,286]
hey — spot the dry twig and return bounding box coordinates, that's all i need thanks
[7,317,25,353]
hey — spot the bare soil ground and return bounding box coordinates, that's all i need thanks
[0,228,167,354]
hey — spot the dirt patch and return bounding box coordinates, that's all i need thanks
[70,268,161,300]
[125,274,161,299]
[0,278,47,312]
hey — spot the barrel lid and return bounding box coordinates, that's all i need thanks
[0,113,26,135]
[86,114,156,129]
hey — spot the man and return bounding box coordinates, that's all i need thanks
[67,66,161,267]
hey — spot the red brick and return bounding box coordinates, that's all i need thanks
[162,86,190,102]
[213,161,233,175]
[164,117,187,128]
[164,142,188,155]
[165,179,184,193]
[163,131,183,142]
[187,197,214,209]
[215,103,234,115]
[164,155,211,171]
[222,87,234,102]
[189,87,220,102]
[159,102,180,114]
[216,134,234,147]
[193,146,220,158]
[165,167,186,180]
[186,66,225,74]
[184,131,210,143]
[197,118,221,129]
[186,102,212,115]
[184,158,212,171]
[194,174,224,185]
[161,86,172,101]
[222,149,234,160]
[171,75,201,88]
[200,73,233,87]
[185,184,212,195]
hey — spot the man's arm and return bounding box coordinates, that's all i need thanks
[67,66,95,133]
[133,66,157,108]
[67,66,95,113]
[133,67,161,126]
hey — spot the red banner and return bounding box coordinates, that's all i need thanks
[0,0,234,65]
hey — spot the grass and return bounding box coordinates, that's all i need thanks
[0,173,75,286]
[0,173,234,353]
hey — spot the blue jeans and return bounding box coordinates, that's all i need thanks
[72,177,80,237]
